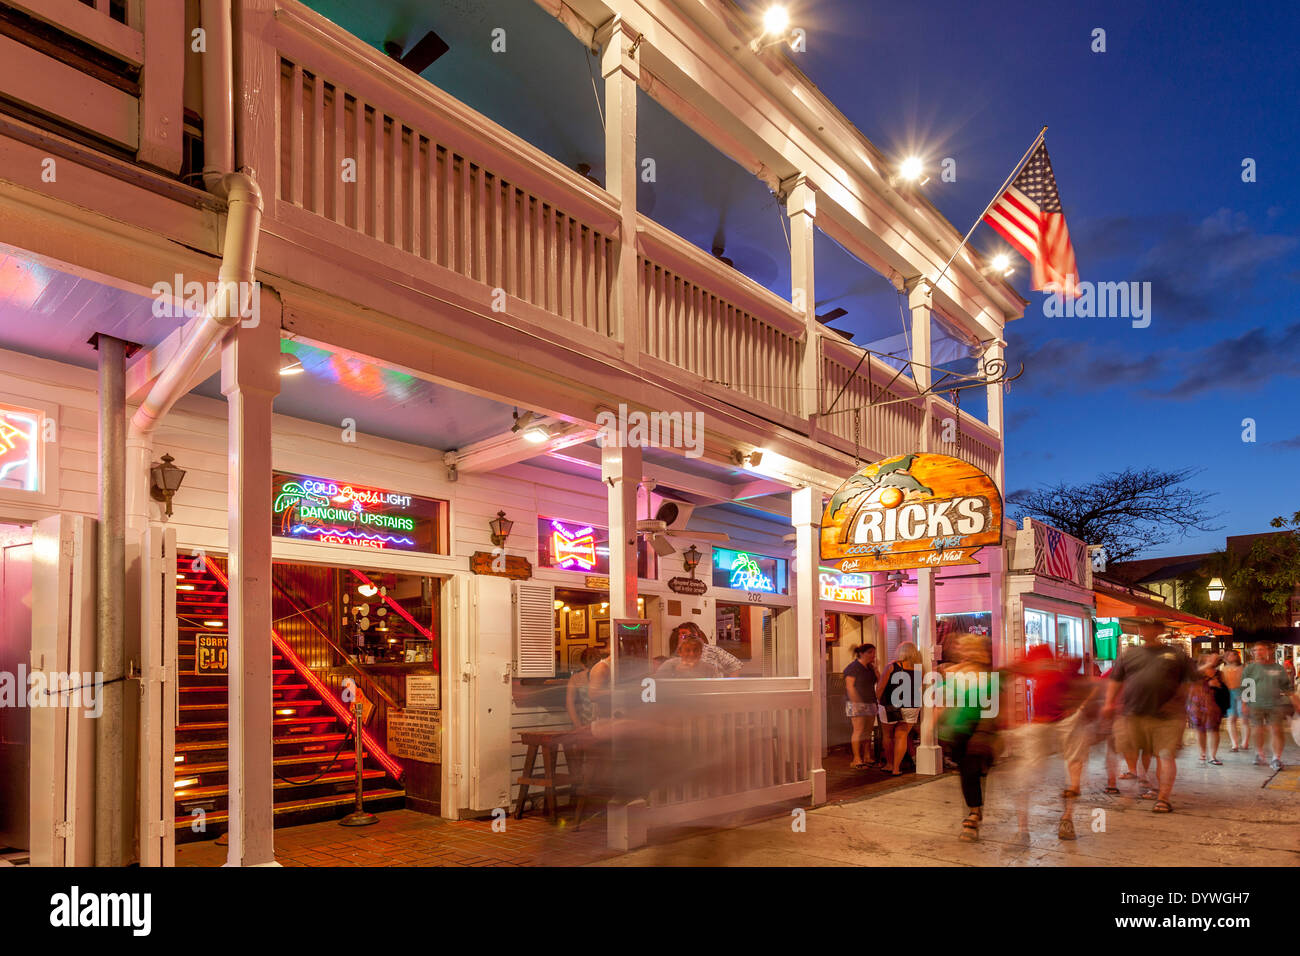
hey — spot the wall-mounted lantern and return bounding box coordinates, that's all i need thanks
[489,510,514,547]
[149,453,187,518]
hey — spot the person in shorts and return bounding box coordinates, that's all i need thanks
[1102,620,1197,813]
[1220,650,1249,752]
[1242,641,1300,771]
[878,642,923,776]
[843,643,880,768]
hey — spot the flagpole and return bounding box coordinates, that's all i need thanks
[930,125,1047,291]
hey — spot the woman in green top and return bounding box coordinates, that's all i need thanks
[937,634,998,842]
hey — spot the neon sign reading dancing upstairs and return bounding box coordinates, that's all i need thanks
[271,471,446,554]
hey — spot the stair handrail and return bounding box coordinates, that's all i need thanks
[202,559,405,782]
[270,577,402,710]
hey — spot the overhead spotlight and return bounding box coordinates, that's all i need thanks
[762,5,790,35]
[749,5,793,51]
[990,253,1014,276]
[522,425,550,443]
[357,583,379,597]
[894,156,929,186]
[510,409,537,434]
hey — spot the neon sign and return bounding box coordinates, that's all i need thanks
[711,547,785,594]
[549,520,598,571]
[271,471,445,554]
[0,403,42,492]
[820,568,872,604]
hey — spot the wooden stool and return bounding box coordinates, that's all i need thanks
[514,730,577,821]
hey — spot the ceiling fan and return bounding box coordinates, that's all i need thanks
[884,569,946,592]
[384,30,450,74]
[635,479,729,557]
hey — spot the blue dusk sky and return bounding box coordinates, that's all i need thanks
[742,0,1300,556]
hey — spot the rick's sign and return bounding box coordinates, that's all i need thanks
[820,453,1002,572]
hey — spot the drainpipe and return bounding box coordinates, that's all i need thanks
[200,0,234,194]
[125,172,263,520]
[95,335,127,868]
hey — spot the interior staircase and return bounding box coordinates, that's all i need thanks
[173,557,404,842]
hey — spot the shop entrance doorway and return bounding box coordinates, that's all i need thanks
[173,554,439,842]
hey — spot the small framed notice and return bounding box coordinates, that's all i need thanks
[387,708,441,763]
[406,674,440,710]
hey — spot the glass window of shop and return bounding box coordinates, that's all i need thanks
[1024,606,1086,673]
[552,587,649,676]
[711,547,788,594]
[911,611,992,665]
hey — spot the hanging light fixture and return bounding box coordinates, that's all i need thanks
[489,510,514,546]
[682,544,702,576]
[149,453,187,518]
[1207,577,1226,602]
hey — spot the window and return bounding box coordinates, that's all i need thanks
[536,517,653,577]
[0,402,43,493]
[1024,608,1053,650]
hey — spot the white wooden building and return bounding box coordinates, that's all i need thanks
[0,0,1024,865]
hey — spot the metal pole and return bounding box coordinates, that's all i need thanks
[93,333,127,866]
[339,701,377,826]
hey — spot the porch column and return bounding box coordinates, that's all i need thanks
[601,439,642,849]
[786,176,818,422]
[220,292,280,866]
[792,485,827,804]
[984,337,1009,668]
[907,280,942,775]
[984,338,1006,492]
[601,17,641,362]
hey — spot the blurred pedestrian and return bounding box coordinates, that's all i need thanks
[937,634,998,842]
[1187,653,1228,765]
[1220,649,1249,753]
[878,642,923,776]
[1243,642,1300,771]
[1001,644,1091,841]
[655,632,724,678]
[843,643,880,769]
[1103,621,1197,813]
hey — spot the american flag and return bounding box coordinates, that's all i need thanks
[983,142,1080,295]
[1037,525,1084,583]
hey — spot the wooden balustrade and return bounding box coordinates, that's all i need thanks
[640,679,813,825]
[270,5,619,338]
[637,216,804,419]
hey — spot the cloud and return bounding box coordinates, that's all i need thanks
[1267,434,1300,451]
[1073,209,1297,322]
[1008,333,1169,395]
[1155,322,1300,398]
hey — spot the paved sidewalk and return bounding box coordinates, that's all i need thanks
[598,743,1300,867]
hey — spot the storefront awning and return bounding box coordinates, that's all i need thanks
[1093,580,1232,637]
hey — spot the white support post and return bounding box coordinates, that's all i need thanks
[786,176,818,422]
[984,339,1009,669]
[908,280,941,776]
[601,17,641,362]
[792,486,827,804]
[601,439,643,849]
[220,297,280,867]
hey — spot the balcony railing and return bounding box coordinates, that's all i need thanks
[5,0,1004,467]
[270,3,619,341]
[1,0,182,170]
[637,216,804,420]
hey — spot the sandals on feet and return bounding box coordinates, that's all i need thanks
[1118,771,1137,780]
[1058,818,1076,840]
[1153,800,1173,813]
[1209,758,1223,766]
[1103,786,1121,795]
[959,811,981,842]
[1140,788,1158,800]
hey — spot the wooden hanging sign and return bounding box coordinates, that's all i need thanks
[820,453,1002,572]
[469,551,533,579]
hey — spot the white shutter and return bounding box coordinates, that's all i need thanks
[514,582,555,678]
[886,616,903,660]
